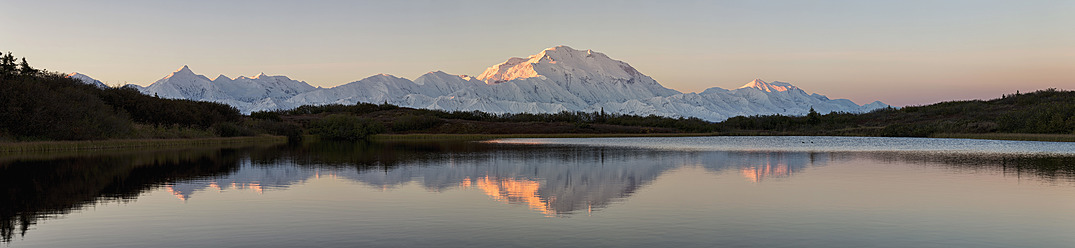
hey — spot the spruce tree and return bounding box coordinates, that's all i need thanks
[0,52,16,78]
[18,57,36,76]
[807,107,821,125]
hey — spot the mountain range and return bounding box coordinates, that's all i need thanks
[68,46,889,121]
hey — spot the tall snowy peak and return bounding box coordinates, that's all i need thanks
[739,79,799,93]
[477,46,673,92]
[470,46,680,106]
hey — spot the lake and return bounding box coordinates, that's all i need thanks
[2,136,1073,247]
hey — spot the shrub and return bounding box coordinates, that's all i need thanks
[309,114,383,141]
[250,111,282,121]
[211,122,251,137]
[391,114,443,132]
[248,119,303,143]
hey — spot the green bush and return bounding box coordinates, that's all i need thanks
[248,119,304,143]
[391,114,443,132]
[309,114,383,141]
[250,111,282,121]
[210,122,251,137]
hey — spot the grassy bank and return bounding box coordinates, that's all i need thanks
[0,135,287,153]
[374,131,1075,143]
[372,133,720,141]
[931,133,1075,142]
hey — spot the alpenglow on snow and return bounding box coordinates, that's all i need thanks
[87,46,888,121]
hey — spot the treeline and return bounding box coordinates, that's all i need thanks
[279,102,715,132]
[0,51,293,141]
[266,88,1075,140]
[715,89,1075,137]
[268,102,718,139]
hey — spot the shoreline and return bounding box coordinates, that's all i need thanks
[0,135,288,153]
[3,132,1071,153]
[929,133,1075,142]
[371,133,720,141]
[374,132,1075,143]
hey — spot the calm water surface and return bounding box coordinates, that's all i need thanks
[2,136,1073,247]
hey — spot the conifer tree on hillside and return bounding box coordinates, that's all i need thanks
[0,52,17,79]
[18,57,36,76]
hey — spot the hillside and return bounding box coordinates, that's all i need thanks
[0,52,294,141]
[716,89,1075,138]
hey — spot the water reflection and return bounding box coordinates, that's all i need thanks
[2,139,1074,243]
[166,163,317,201]
[0,147,250,242]
[336,145,681,216]
[693,152,825,183]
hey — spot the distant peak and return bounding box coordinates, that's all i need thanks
[739,79,797,92]
[161,65,198,79]
[366,73,402,80]
[170,65,195,76]
[546,45,576,51]
[214,74,231,81]
[738,79,766,89]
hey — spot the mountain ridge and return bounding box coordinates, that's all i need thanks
[92,46,889,121]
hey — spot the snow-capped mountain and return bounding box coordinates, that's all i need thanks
[92,46,889,121]
[66,72,109,89]
[138,65,317,112]
[600,79,889,121]
[475,46,680,103]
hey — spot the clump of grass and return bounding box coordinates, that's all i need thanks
[931,133,1075,142]
[0,136,287,153]
[129,124,216,139]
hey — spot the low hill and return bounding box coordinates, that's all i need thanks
[0,51,251,141]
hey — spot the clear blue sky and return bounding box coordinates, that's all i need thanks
[2,0,1072,106]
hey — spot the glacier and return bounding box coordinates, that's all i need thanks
[79,46,890,122]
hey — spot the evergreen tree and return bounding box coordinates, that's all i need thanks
[0,52,17,79]
[807,107,821,125]
[18,57,36,76]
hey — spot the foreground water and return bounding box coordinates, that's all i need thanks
[2,136,1073,247]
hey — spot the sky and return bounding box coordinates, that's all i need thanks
[2,0,1072,106]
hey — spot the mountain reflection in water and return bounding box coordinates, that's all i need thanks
[165,143,827,216]
[2,139,1073,243]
